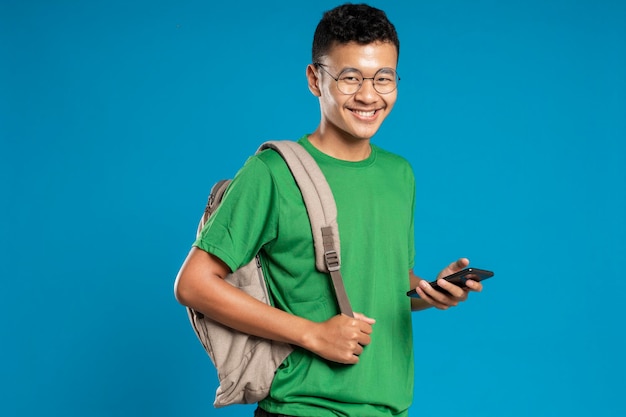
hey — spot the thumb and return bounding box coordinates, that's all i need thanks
[353,312,376,325]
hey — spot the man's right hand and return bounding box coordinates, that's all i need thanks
[303,313,375,364]
[177,248,376,365]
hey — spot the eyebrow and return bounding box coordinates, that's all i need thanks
[338,67,361,73]
[339,66,396,74]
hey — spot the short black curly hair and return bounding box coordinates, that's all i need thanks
[312,3,400,63]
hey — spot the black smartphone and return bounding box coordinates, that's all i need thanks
[406,268,494,298]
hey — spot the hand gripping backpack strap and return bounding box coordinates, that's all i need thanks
[258,141,354,317]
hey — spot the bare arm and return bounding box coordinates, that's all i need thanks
[174,247,374,364]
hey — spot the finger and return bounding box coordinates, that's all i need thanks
[437,279,466,299]
[449,257,470,272]
[340,353,359,365]
[465,279,483,292]
[417,281,453,310]
[359,325,373,338]
[422,279,465,306]
[356,332,372,347]
[353,312,376,325]
[437,258,470,280]
[350,317,373,336]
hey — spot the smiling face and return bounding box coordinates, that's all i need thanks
[307,41,399,146]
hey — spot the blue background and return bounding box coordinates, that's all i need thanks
[2,0,625,416]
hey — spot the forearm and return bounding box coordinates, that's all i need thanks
[411,297,433,311]
[175,248,317,349]
[183,275,316,347]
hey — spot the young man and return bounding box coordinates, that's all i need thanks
[175,3,482,416]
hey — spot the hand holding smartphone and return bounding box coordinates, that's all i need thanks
[406,268,494,298]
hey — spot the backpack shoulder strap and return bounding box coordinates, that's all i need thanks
[196,179,231,237]
[257,140,354,318]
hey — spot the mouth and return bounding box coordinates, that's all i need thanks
[350,108,380,119]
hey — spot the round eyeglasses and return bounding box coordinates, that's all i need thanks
[314,63,400,95]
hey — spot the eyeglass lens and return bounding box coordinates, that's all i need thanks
[336,68,399,95]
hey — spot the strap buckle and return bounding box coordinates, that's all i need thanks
[324,250,340,272]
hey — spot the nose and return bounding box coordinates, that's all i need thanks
[354,77,378,102]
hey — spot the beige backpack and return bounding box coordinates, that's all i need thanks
[186,140,353,407]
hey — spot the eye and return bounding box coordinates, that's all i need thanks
[375,69,397,84]
[339,71,362,84]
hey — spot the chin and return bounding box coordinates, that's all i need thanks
[348,126,383,141]
[347,119,387,140]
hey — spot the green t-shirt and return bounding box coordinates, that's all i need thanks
[195,135,416,417]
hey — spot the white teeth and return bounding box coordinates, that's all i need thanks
[354,110,376,117]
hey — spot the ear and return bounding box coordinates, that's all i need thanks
[306,64,321,97]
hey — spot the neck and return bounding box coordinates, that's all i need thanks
[308,130,372,162]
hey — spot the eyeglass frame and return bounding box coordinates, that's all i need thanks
[313,62,400,95]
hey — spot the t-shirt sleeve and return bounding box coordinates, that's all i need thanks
[193,155,279,272]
